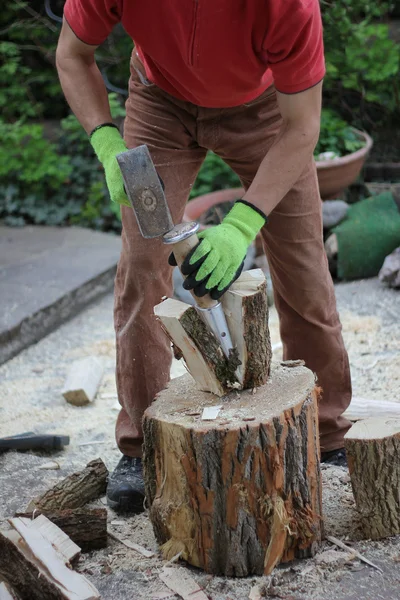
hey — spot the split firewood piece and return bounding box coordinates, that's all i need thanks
[154,269,271,396]
[221,269,271,389]
[143,365,322,576]
[15,508,107,553]
[62,356,104,406]
[27,458,108,512]
[159,567,208,600]
[18,515,81,563]
[154,298,240,397]
[343,396,400,422]
[0,581,21,600]
[344,417,400,540]
[0,526,100,600]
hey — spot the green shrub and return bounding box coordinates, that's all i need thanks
[0,94,123,230]
[314,109,365,159]
[190,152,240,199]
[322,0,399,123]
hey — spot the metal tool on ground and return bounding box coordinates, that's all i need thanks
[116,145,235,362]
[0,432,70,453]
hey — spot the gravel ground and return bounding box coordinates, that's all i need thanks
[0,277,399,600]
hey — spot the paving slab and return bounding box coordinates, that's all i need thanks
[0,225,121,364]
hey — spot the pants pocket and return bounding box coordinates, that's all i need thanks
[130,50,155,88]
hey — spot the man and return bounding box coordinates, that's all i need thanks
[56,0,352,513]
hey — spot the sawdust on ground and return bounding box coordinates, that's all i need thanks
[0,277,399,600]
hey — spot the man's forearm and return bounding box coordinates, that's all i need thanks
[56,54,111,134]
[242,122,319,216]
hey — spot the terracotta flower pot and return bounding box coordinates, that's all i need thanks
[183,188,244,222]
[316,129,373,200]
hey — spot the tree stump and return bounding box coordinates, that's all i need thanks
[344,417,400,540]
[143,364,322,576]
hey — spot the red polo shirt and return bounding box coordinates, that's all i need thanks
[64,0,325,108]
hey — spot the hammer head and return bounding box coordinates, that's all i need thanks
[116,145,174,238]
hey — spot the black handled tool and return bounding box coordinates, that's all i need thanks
[0,432,70,452]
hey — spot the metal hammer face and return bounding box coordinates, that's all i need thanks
[116,145,174,239]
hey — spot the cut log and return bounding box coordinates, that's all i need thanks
[27,458,108,511]
[15,508,107,552]
[154,298,231,396]
[0,527,99,600]
[221,269,271,389]
[344,417,400,540]
[154,269,271,396]
[143,365,322,576]
[62,356,104,406]
[343,396,400,422]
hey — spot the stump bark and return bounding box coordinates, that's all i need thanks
[344,417,400,540]
[143,365,322,576]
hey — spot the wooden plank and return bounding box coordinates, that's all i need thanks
[62,356,104,406]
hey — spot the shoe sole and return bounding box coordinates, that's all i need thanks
[107,495,145,514]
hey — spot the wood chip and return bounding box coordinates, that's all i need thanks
[249,584,263,599]
[326,536,383,573]
[108,530,155,558]
[38,461,60,471]
[201,405,222,420]
[243,417,256,422]
[159,567,208,600]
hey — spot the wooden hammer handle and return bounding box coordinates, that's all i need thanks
[172,234,218,309]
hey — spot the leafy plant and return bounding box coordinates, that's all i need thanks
[314,109,365,159]
[322,0,400,123]
[189,152,240,199]
[0,93,123,230]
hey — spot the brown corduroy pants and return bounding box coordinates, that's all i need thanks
[114,55,352,457]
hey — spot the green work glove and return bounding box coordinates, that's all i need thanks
[90,123,130,207]
[171,201,267,300]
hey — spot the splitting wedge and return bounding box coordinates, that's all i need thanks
[116,145,235,361]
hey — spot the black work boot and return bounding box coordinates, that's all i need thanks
[321,448,347,468]
[107,455,145,513]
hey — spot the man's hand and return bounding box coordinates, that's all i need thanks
[170,201,266,300]
[90,125,130,207]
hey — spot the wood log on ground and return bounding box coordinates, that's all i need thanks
[62,356,104,406]
[15,508,107,552]
[154,269,271,397]
[344,417,400,540]
[143,365,322,576]
[0,524,99,600]
[27,458,108,512]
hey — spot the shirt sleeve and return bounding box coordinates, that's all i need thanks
[64,0,121,45]
[265,0,325,94]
